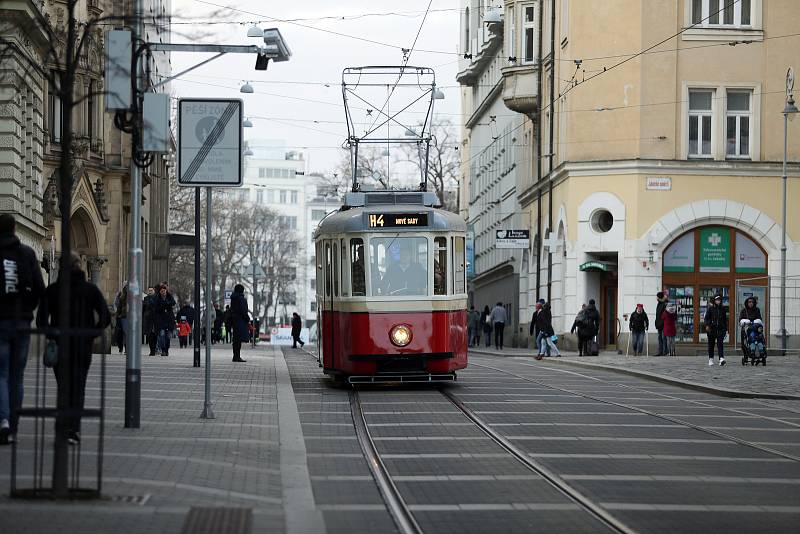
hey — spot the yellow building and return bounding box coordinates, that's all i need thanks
[461,0,800,349]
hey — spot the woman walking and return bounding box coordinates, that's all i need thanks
[661,304,678,356]
[230,284,250,362]
[629,304,649,356]
[154,284,176,356]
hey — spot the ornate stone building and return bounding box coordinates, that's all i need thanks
[1,0,171,301]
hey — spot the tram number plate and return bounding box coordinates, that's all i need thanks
[367,213,428,228]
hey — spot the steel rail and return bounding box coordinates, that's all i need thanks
[439,388,635,534]
[469,360,800,464]
[349,390,423,534]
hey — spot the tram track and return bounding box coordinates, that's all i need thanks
[348,386,635,534]
[468,359,800,464]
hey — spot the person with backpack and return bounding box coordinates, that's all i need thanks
[37,251,110,445]
[480,305,492,348]
[704,294,728,366]
[0,214,45,445]
[570,304,595,356]
[629,304,649,356]
[661,303,678,356]
[655,291,668,355]
[584,299,601,354]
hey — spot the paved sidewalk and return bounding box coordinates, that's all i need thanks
[469,346,800,399]
[0,343,312,534]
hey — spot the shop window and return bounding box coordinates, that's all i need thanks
[667,286,695,343]
[663,232,695,272]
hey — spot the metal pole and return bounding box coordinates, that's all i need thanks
[125,0,144,429]
[201,187,215,419]
[194,188,201,367]
[780,111,788,352]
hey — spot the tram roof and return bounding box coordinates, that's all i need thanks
[314,193,466,237]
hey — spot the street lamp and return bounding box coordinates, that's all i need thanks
[780,67,798,352]
[240,81,254,93]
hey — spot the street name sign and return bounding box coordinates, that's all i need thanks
[178,98,243,187]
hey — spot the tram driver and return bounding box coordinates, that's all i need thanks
[382,241,427,296]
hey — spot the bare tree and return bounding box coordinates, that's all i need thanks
[399,118,461,211]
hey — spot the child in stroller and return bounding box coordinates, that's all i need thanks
[739,318,767,366]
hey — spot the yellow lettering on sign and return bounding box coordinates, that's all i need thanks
[408,218,418,225]
[369,214,384,227]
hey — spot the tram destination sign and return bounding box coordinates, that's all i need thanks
[178,98,243,187]
[366,212,429,228]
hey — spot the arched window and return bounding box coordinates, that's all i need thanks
[662,226,768,344]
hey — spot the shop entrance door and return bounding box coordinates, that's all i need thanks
[600,272,618,347]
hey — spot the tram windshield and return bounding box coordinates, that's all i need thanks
[369,236,429,296]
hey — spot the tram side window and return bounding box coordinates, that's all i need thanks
[333,242,339,296]
[350,238,366,296]
[434,237,447,295]
[315,241,323,296]
[325,243,331,297]
[454,237,466,294]
[369,236,429,297]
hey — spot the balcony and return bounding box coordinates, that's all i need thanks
[500,64,538,115]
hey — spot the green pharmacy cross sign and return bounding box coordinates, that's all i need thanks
[700,227,731,272]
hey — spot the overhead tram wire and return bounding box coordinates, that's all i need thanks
[196,0,453,56]
[364,0,435,135]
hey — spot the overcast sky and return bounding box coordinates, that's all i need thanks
[170,0,461,174]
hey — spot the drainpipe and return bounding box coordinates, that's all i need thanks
[546,0,556,302]
[534,0,544,303]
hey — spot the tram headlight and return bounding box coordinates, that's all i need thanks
[390,324,412,347]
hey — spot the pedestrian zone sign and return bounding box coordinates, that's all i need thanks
[178,98,243,187]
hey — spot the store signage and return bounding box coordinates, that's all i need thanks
[269,327,309,346]
[366,213,429,228]
[663,232,694,272]
[495,229,530,249]
[699,227,730,272]
[646,176,672,191]
[735,232,766,273]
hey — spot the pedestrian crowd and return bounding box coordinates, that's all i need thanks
[0,213,302,447]
[468,287,750,368]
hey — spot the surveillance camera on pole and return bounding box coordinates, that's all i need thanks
[255,28,291,70]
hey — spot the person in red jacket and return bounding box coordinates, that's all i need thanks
[177,319,191,348]
[661,304,678,356]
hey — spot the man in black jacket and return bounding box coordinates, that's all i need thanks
[0,214,45,445]
[704,294,727,366]
[655,292,668,356]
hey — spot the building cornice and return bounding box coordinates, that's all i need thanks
[518,158,800,207]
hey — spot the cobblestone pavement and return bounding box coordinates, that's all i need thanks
[0,343,286,534]
[470,346,800,399]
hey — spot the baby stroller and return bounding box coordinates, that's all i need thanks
[739,319,767,366]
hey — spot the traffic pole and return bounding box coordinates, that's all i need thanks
[194,187,201,367]
[201,187,215,419]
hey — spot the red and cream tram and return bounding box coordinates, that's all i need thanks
[314,191,468,383]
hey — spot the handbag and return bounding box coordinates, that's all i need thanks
[43,339,58,368]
